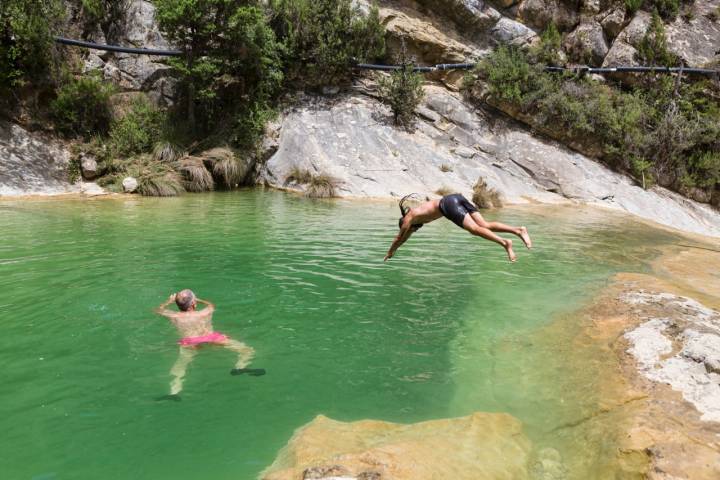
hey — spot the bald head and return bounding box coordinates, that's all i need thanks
[175,289,196,311]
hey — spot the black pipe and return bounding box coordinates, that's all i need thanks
[55,37,182,56]
[544,65,718,76]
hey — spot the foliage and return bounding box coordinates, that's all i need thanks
[531,23,562,66]
[625,0,643,14]
[651,0,680,20]
[79,0,129,41]
[154,0,284,136]
[108,96,165,158]
[270,0,385,87]
[474,46,720,200]
[479,45,536,106]
[50,72,114,138]
[637,9,678,67]
[0,0,64,96]
[377,41,425,128]
[435,187,453,196]
[472,178,502,209]
[126,156,185,196]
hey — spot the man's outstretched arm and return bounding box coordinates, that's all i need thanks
[155,293,177,316]
[384,225,413,261]
[196,299,215,312]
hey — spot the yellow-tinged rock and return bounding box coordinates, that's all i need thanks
[261,412,531,480]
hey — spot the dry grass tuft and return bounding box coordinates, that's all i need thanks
[306,174,340,198]
[285,166,313,185]
[440,164,453,172]
[195,147,245,187]
[178,156,214,192]
[125,155,186,197]
[435,186,454,196]
[472,177,502,209]
[152,142,183,163]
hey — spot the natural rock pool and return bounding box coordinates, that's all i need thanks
[1,191,685,479]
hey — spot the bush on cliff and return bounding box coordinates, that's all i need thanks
[270,0,385,87]
[378,42,425,128]
[51,71,114,138]
[0,0,65,102]
[474,45,720,200]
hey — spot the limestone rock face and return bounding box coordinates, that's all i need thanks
[122,176,138,193]
[517,0,580,31]
[665,0,720,67]
[261,412,532,480]
[0,122,75,196]
[491,17,538,46]
[411,0,502,33]
[379,6,481,64]
[599,5,626,40]
[259,87,720,237]
[83,0,176,105]
[602,11,650,67]
[563,20,609,65]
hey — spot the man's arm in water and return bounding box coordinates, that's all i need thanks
[196,299,215,313]
[155,293,177,317]
[384,222,414,261]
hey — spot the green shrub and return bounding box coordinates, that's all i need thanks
[532,23,562,66]
[233,101,276,151]
[637,10,678,67]
[79,0,128,41]
[51,72,114,138]
[474,46,720,197]
[0,0,64,96]
[108,97,165,157]
[270,0,385,87]
[377,42,425,128]
[625,0,643,14]
[479,45,537,106]
[652,0,680,20]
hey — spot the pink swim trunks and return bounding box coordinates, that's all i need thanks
[178,332,228,346]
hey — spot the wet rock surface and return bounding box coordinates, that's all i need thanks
[261,413,531,480]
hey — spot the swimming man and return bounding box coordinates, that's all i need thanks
[155,289,263,400]
[384,193,532,262]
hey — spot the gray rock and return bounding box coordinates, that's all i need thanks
[600,6,626,40]
[666,2,720,68]
[0,121,77,196]
[322,86,340,96]
[454,146,477,158]
[122,177,139,193]
[490,17,537,46]
[412,0,502,32]
[518,0,580,31]
[80,154,99,180]
[563,21,609,65]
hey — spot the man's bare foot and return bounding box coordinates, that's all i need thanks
[504,239,517,262]
[519,226,532,249]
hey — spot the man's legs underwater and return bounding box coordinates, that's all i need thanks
[225,339,265,376]
[169,346,197,395]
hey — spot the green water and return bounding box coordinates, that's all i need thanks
[0,191,680,479]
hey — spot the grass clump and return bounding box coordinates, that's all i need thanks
[197,147,246,188]
[178,156,214,192]
[440,164,453,172]
[435,187,454,196]
[472,178,502,209]
[124,156,185,197]
[306,173,340,198]
[286,166,314,184]
[51,72,114,138]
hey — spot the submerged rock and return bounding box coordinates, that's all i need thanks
[261,412,531,480]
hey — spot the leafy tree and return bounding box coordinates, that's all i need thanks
[51,72,114,138]
[154,0,283,135]
[270,0,385,87]
[0,0,64,98]
[637,9,678,67]
[532,23,562,66]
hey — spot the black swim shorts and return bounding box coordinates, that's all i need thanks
[439,194,478,228]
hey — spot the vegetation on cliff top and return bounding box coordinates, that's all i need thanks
[471,18,720,205]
